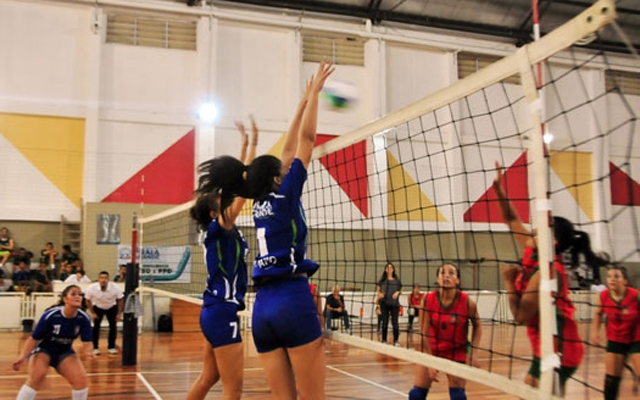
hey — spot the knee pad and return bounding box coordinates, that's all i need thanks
[448,387,467,400]
[408,386,429,400]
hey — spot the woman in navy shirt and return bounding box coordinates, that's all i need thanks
[13,284,93,400]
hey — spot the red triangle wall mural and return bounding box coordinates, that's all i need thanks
[463,152,530,223]
[610,162,640,206]
[316,134,369,218]
[102,130,195,204]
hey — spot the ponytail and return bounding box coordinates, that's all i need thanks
[191,156,250,229]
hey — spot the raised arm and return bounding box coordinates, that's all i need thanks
[295,61,335,169]
[235,120,249,164]
[493,161,531,248]
[222,117,260,229]
[280,80,313,170]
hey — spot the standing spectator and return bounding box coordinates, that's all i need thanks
[65,270,91,283]
[0,227,14,267]
[323,285,351,334]
[409,263,482,400]
[32,263,53,292]
[40,242,58,271]
[592,265,640,400]
[84,271,124,355]
[407,284,424,333]
[12,247,34,268]
[376,262,403,346]
[12,284,94,400]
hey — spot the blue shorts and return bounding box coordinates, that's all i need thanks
[252,275,322,353]
[200,301,242,348]
[32,346,76,369]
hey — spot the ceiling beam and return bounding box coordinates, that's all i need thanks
[217,0,638,54]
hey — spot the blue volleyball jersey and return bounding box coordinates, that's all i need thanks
[202,219,248,307]
[251,158,319,282]
[32,306,92,353]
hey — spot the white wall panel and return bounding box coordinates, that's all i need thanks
[100,44,199,117]
[0,2,92,109]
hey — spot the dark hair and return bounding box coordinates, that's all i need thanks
[99,270,109,277]
[49,284,81,308]
[244,155,283,200]
[46,242,53,246]
[606,264,629,282]
[190,192,220,231]
[552,216,574,254]
[553,216,608,283]
[379,262,397,283]
[63,244,72,252]
[191,156,249,230]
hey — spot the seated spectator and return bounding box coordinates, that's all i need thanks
[58,262,73,282]
[32,263,53,292]
[60,244,82,274]
[12,261,31,293]
[0,268,12,292]
[64,270,91,283]
[0,227,14,267]
[40,242,58,270]
[12,247,34,268]
[323,285,351,334]
[114,264,127,283]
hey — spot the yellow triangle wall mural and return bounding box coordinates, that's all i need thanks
[0,113,85,208]
[549,150,593,220]
[387,151,447,222]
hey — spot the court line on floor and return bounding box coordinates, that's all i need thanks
[137,372,164,400]
[326,365,406,398]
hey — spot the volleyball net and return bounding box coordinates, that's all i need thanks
[137,0,639,398]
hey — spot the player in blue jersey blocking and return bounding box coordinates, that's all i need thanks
[186,116,259,400]
[13,284,94,400]
[246,61,333,400]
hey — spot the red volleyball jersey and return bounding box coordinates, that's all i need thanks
[424,290,470,362]
[601,287,639,344]
[515,247,584,368]
[409,291,424,308]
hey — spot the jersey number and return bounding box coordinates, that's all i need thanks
[53,324,61,335]
[230,322,238,339]
[257,228,268,256]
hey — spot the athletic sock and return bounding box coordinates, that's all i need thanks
[408,386,429,400]
[71,388,88,400]
[16,385,37,400]
[449,387,467,400]
[604,374,621,400]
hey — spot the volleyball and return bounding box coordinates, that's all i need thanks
[321,79,358,111]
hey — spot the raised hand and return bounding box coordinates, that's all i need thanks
[493,161,504,191]
[309,60,335,94]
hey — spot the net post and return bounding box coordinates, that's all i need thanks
[122,212,139,366]
[516,46,556,399]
